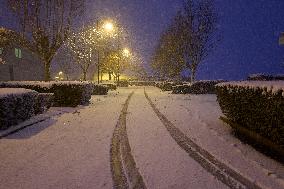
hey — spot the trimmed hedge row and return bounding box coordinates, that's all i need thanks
[93,84,109,95]
[247,74,284,81]
[101,83,117,91]
[129,81,156,86]
[0,88,54,129]
[172,80,225,94]
[215,81,284,149]
[118,80,129,87]
[172,84,191,94]
[0,81,93,107]
[155,82,185,91]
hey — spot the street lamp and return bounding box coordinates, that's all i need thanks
[95,20,115,84]
[103,22,114,33]
[122,48,130,58]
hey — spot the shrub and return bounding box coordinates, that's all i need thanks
[155,82,183,91]
[92,84,109,95]
[0,81,93,107]
[118,80,129,87]
[129,81,156,86]
[172,80,225,94]
[34,93,54,114]
[101,83,117,91]
[51,82,93,107]
[188,80,225,94]
[172,84,191,94]
[216,81,284,149]
[0,88,38,129]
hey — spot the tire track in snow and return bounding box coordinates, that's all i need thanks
[144,89,262,189]
[110,91,147,189]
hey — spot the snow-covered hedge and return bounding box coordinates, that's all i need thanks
[172,80,225,94]
[0,81,93,107]
[247,74,284,81]
[129,81,156,86]
[92,84,109,95]
[0,88,54,129]
[156,81,184,91]
[216,81,284,148]
[34,93,54,114]
[101,83,117,91]
[118,80,129,87]
[172,84,191,94]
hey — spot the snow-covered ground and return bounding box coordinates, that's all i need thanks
[127,88,228,189]
[0,89,130,189]
[0,86,283,189]
[145,86,284,189]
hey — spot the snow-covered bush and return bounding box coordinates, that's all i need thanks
[188,80,225,94]
[118,80,129,87]
[0,88,38,129]
[92,84,109,95]
[216,81,284,148]
[0,81,93,107]
[172,80,224,94]
[172,84,191,94]
[102,83,117,91]
[34,93,54,114]
[129,81,155,86]
[51,82,93,106]
[156,81,184,91]
[247,74,284,81]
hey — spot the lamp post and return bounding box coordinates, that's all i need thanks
[95,20,115,84]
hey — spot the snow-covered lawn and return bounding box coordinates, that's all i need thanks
[145,86,284,189]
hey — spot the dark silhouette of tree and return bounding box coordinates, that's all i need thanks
[152,0,218,82]
[6,0,85,81]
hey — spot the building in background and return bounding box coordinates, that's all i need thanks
[0,45,44,81]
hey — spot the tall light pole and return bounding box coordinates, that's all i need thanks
[95,20,114,84]
[96,20,100,84]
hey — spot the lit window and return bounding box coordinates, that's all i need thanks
[0,47,3,55]
[15,48,22,58]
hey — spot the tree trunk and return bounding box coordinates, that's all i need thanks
[97,64,100,84]
[83,71,87,81]
[190,67,196,83]
[109,72,112,80]
[44,60,51,81]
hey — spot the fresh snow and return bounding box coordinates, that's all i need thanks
[0,88,37,98]
[217,81,284,94]
[0,86,283,189]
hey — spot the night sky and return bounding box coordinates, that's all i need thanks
[1,0,284,81]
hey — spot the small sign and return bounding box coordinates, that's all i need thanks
[279,32,284,45]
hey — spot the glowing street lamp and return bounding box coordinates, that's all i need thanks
[103,22,114,33]
[122,48,130,58]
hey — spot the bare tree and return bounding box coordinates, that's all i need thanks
[151,23,185,80]
[65,29,95,81]
[6,0,85,81]
[101,49,132,81]
[151,0,218,82]
[178,0,218,82]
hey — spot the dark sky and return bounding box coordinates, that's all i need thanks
[1,0,284,81]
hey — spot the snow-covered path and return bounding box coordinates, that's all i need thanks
[0,87,283,189]
[127,88,228,189]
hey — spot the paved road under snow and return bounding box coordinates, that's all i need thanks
[0,87,283,189]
